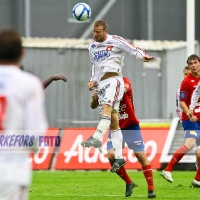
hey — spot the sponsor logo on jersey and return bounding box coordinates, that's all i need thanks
[194,107,200,113]
[118,112,128,120]
[179,91,186,100]
[96,45,106,48]
[93,50,110,62]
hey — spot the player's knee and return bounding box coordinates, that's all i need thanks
[102,104,112,116]
[185,138,196,149]
[135,152,150,166]
[110,113,119,130]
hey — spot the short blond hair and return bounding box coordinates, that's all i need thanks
[94,20,108,30]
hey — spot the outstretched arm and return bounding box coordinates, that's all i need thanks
[43,74,67,89]
[142,55,155,62]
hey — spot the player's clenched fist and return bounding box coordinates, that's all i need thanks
[87,81,96,90]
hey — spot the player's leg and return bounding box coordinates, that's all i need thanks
[109,111,125,172]
[193,139,200,170]
[191,139,200,188]
[123,124,156,198]
[161,119,197,182]
[81,103,112,148]
[81,77,123,148]
[107,132,137,197]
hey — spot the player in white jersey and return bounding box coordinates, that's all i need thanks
[81,20,155,172]
[0,29,48,200]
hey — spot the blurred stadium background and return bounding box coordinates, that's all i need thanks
[0,0,199,127]
[1,0,199,170]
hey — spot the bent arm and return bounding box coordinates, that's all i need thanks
[43,74,67,89]
[180,101,189,114]
[90,90,99,109]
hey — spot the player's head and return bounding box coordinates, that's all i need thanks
[186,54,200,75]
[0,28,23,64]
[183,66,190,78]
[187,54,200,64]
[92,20,108,42]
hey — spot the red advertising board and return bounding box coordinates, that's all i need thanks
[54,128,169,170]
[29,128,60,170]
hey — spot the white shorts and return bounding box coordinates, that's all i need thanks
[0,182,27,200]
[98,76,124,114]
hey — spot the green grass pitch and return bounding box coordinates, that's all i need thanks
[29,170,199,200]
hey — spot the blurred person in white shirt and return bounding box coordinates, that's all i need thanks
[0,28,48,200]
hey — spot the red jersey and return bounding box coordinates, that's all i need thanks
[180,73,200,121]
[119,77,140,128]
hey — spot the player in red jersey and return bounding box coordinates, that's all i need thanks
[90,77,156,198]
[161,54,200,188]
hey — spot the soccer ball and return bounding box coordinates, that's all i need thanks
[72,3,91,21]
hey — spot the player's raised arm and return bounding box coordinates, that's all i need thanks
[43,74,67,89]
[111,35,155,62]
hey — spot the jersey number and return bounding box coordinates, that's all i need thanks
[0,96,7,130]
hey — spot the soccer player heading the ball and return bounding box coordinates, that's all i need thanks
[81,20,155,173]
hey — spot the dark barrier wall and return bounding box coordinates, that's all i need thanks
[0,0,200,40]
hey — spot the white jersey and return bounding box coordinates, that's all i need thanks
[176,88,182,120]
[88,34,146,83]
[0,66,48,186]
[189,81,200,110]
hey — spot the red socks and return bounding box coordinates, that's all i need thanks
[116,166,132,185]
[142,165,154,191]
[165,144,189,172]
[115,164,155,191]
